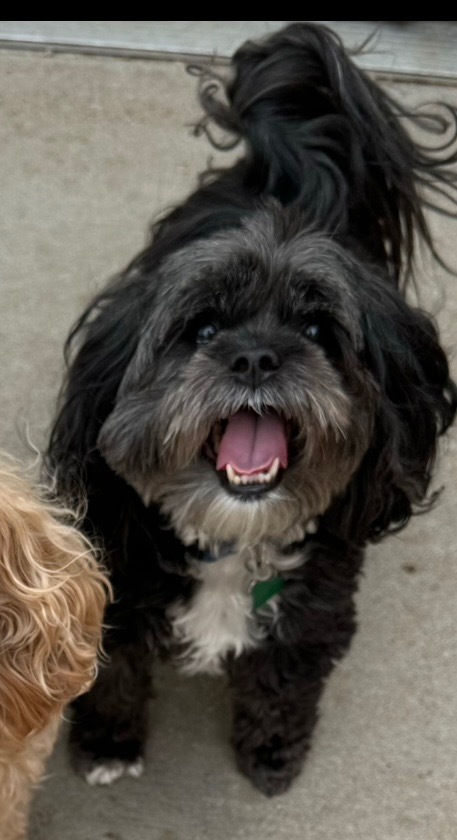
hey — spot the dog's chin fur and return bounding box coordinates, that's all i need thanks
[47,22,457,797]
[139,449,362,549]
[149,461,316,548]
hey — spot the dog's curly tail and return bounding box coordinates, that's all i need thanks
[195,22,457,284]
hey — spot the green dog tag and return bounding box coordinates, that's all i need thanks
[252,577,285,610]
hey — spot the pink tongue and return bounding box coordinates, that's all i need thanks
[216,411,288,475]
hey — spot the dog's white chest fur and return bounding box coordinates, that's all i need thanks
[168,530,311,675]
[169,551,260,675]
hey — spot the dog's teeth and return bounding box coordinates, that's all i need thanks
[226,458,282,487]
[269,457,280,480]
[306,518,318,534]
[226,464,241,485]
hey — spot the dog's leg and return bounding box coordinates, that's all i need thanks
[69,636,153,786]
[0,718,60,840]
[230,642,340,797]
[230,536,363,796]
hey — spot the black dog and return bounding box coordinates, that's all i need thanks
[47,23,457,795]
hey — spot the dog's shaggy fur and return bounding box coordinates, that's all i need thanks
[47,23,457,796]
[0,461,108,839]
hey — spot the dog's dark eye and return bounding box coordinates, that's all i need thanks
[302,314,337,348]
[196,323,219,345]
[302,314,346,360]
[182,312,220,347]
[304,323,321,341]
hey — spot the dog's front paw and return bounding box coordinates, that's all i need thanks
[69,726,145,786]
[71,741,145,786]
[234,733,303,797]
[84,757,144,786]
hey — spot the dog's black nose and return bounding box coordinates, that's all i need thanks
[230,348,281,388]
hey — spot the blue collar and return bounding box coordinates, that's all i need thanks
[186,534,309,564]
[185,540,237,563]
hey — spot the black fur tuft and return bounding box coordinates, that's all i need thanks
[196,22,457,281]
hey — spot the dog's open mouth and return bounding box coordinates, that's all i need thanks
[204,410,288,497]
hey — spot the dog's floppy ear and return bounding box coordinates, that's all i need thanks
[327,279,456,542]
[47,269,152,500]
[47,189,253,502]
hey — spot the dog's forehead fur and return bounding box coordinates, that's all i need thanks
[150,207,363,348]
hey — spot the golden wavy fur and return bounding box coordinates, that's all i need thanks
[0,460,109,840]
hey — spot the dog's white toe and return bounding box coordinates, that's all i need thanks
[126,758,144,778]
